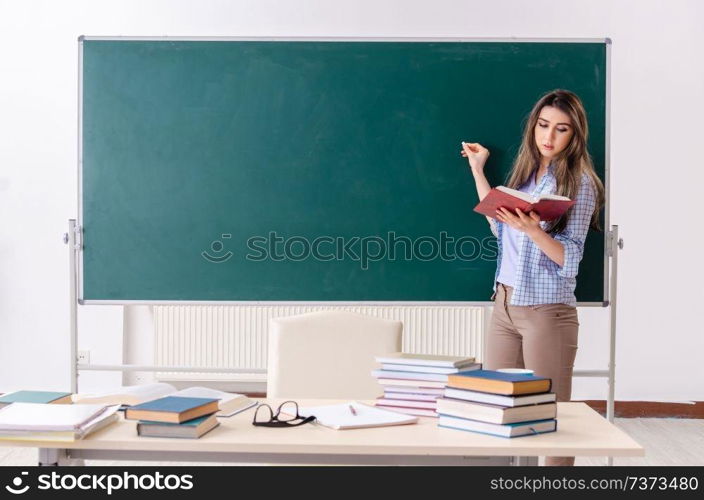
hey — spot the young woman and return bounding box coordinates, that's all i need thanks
[461,89,604,466]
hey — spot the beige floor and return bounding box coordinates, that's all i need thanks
[1,418,702,466]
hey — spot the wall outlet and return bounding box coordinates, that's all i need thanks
[77,350,90,365]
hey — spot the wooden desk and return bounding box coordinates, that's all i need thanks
[1,401,644,466]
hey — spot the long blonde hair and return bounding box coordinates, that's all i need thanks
[506,89,605,234]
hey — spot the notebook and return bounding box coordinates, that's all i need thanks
[296,401,418,430]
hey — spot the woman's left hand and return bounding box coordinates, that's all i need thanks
[495,208,542,236]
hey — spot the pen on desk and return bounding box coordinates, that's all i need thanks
[348,404,357,416]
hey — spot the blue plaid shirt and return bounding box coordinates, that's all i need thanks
[489,164,597,306]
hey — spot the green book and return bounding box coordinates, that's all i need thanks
[0,391,73,408]
[125,396,219,423]
[137,414,220,439]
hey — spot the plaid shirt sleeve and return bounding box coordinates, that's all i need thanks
[553,174,597,279]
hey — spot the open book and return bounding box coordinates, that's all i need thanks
[73,383,256,417]
[295,401,418,430]
[474,186,575,221]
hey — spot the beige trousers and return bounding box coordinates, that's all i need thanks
[484,282,579,466]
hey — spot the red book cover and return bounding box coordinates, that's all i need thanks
[474,187,575,221]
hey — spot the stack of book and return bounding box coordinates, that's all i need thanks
[436,370,557,438]
[0,403,119,441]
[371,353,481,417]
[125,396,222,439]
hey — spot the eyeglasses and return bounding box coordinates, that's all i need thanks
[252,400,316,427]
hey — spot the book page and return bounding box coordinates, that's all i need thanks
[172,387,256,417]
[172,386,240,402]
[72,383,176,406]
[537,193,571,201]
[495,186,534,203]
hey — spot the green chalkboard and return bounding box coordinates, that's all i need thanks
[80,39,608,303]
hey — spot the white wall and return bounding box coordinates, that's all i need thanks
[1,0,702,401]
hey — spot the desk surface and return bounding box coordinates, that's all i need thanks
[2,401,643,458]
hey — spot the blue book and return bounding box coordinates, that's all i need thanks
[438,414,557,438]
[125,396,219,423]
[0,391,73,408]
[446,370,552,395]
[137,414,220,439]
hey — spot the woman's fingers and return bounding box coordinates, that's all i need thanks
[499,207,518,222]
[461,141,477,153]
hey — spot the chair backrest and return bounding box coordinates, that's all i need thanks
[267,310,402,399]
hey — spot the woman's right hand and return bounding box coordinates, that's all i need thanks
[460,141,490,174]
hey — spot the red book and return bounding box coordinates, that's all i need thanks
[474,186,575,221]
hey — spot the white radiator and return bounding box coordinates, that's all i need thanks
[154,306,486,382]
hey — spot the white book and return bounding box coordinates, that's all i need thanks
[438,414,557,438]
[0,408,119,442]
[383,391,440,402]
[372,369,449,382]
[376,378,447,389]
[443,388,557,407]
[296,401,418,430]
[436,398,556,424]
[375,405,438,418]
[375,352,476,368]
[372,365,480,383]
[383,386,446,396]
[381,363,480,375]
[376,398,437,410]
[0,403,112,432]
